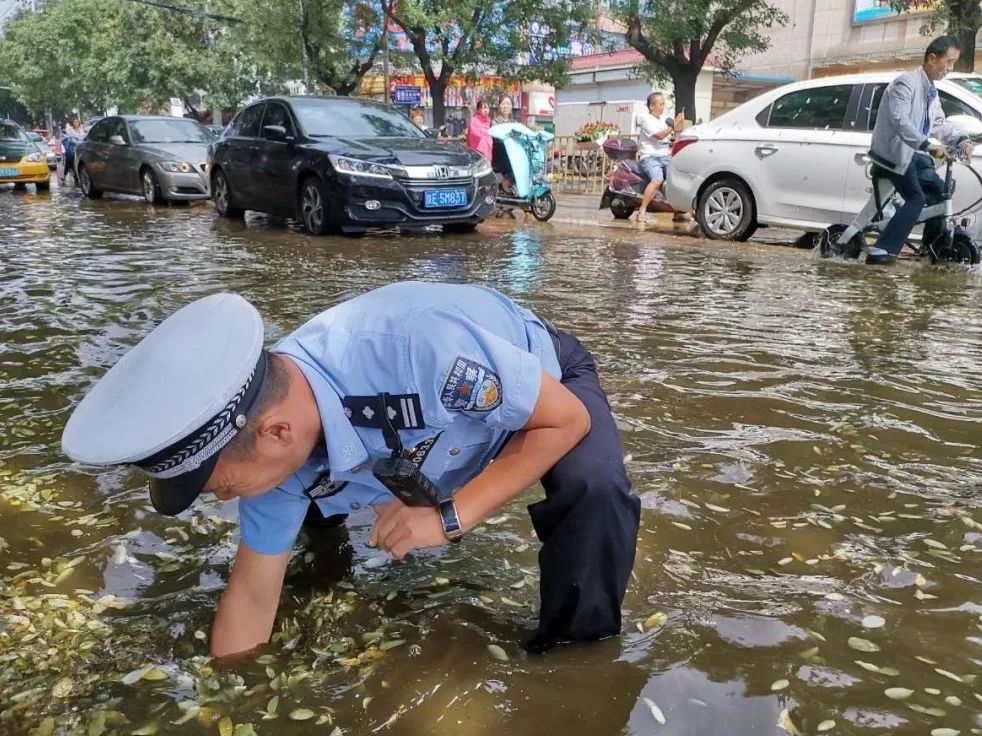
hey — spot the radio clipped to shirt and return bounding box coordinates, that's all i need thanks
[341,392,441,508]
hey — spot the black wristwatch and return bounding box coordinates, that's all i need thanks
[439,499,463,543]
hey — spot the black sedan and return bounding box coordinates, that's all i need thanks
[208,96,496,235]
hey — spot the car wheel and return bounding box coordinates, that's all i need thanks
[211,168,244,219]
[12,183,26,191]
[141,167,163,205]
[930,231,981,265]
[35,180,50,192]
[610,197,635,220]
[696,178,757,241]
[78,165,102,199]
[444,223,478,233]
[299,176,333,235]
[531,191,556,222]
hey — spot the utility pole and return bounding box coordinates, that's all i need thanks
[382,5,390,104]
[298,0,310,91]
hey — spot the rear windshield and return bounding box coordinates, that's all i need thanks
[129,119,214,144]
[291,99,424,139]
[0,123,26,141]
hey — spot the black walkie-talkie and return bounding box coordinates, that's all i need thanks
[371,393,441,507]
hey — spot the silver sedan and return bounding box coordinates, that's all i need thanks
[76,116,215,204]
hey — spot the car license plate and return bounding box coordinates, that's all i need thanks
[0,167,18,177]
[424,188,468,208]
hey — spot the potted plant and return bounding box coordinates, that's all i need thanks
[574,121,620,148]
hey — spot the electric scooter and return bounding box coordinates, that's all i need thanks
[599,136,686,219]
[820,115,982,265]
[489,123,557,222]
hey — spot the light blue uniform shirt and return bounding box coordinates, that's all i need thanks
[239,282,561,555]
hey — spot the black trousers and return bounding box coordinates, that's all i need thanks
[526,328,641,652]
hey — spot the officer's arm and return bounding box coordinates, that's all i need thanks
[452,370,590,530]
[211,543,291,657]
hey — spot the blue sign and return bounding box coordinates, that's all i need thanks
[394,85,422,106]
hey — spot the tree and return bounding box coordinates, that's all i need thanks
[611,0,788,124]
[0,0,257,118]
[231,0,387,96]
[384,0,593,126]
[890,0,981,72]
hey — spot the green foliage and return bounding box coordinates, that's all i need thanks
[889,0,980,71]
[231,0,386,95]
[0,0,256,116]
[386,0,594,121]
[612,0,788,74]
[609,0,787,119]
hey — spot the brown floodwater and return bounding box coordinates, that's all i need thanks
[1,185,981,736]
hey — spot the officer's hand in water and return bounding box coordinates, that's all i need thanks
[369,498,448,559]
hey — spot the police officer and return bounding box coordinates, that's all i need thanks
[62,282,640,656]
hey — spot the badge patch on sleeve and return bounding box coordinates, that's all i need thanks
[440,357,502,412]
[304,474,349,501]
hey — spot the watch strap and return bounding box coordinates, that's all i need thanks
[439,499,463,543]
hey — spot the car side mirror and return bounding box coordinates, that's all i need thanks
[263,124,291,142]
[109,134,126,146]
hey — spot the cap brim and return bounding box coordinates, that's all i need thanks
[148,452,220,516]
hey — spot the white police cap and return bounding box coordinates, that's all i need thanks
[62,293,267,515]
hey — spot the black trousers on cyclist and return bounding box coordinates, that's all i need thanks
[526,328,641,653]
[874,155,945,255]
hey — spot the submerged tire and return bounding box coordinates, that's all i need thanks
[930,231,981,265]
[696,178,757,241]
[820,224,864,260]
[610,197,635,220]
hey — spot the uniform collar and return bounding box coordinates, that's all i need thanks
[276,351,368,475]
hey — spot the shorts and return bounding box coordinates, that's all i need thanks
[639,154,671,183]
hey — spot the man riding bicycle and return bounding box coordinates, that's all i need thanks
[867,35,974,265]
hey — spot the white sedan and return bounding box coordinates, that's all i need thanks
[666,72,982,241]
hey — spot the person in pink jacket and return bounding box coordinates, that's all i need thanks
[466,99,493,160]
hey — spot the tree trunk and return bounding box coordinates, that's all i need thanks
[671,68,699,124]
[954,26,977,72]
[430,78,448,127]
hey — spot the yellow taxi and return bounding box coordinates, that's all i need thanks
[0,119,51,191]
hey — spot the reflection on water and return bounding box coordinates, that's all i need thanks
[1,187,981,736]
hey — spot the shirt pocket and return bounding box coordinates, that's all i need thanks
[424,425,493,476]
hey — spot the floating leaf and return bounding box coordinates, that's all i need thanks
[380,639,405,651]
[848,637,880,653]
[121,665,153,685]
[643,612,667,630]
[934,668,963,684]
[885,688,914,700]
[142,668,168,681]
[861,615,885,629]
[266,696,279,715]
[218,716,233,736]
[855,661,881,673]
[487,644,509,661]
[944,696,962,707]
[771,679,790,691]
[643,697,666,725]
[130,722,159,735]
[924,539,948,550]
[817,720,836,732]
[288,709,315,721]
[929,730,960,736]
[51,677,73,698]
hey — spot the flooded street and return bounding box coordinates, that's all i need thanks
[2,185,982,736]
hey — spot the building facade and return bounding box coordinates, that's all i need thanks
[737,0,971,81]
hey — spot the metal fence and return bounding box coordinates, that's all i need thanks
[546,134,639,196]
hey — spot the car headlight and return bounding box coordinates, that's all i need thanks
[24,152,43,163]
[159,161,195,173]
[329,155,393,180]
[471,159,492,177]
